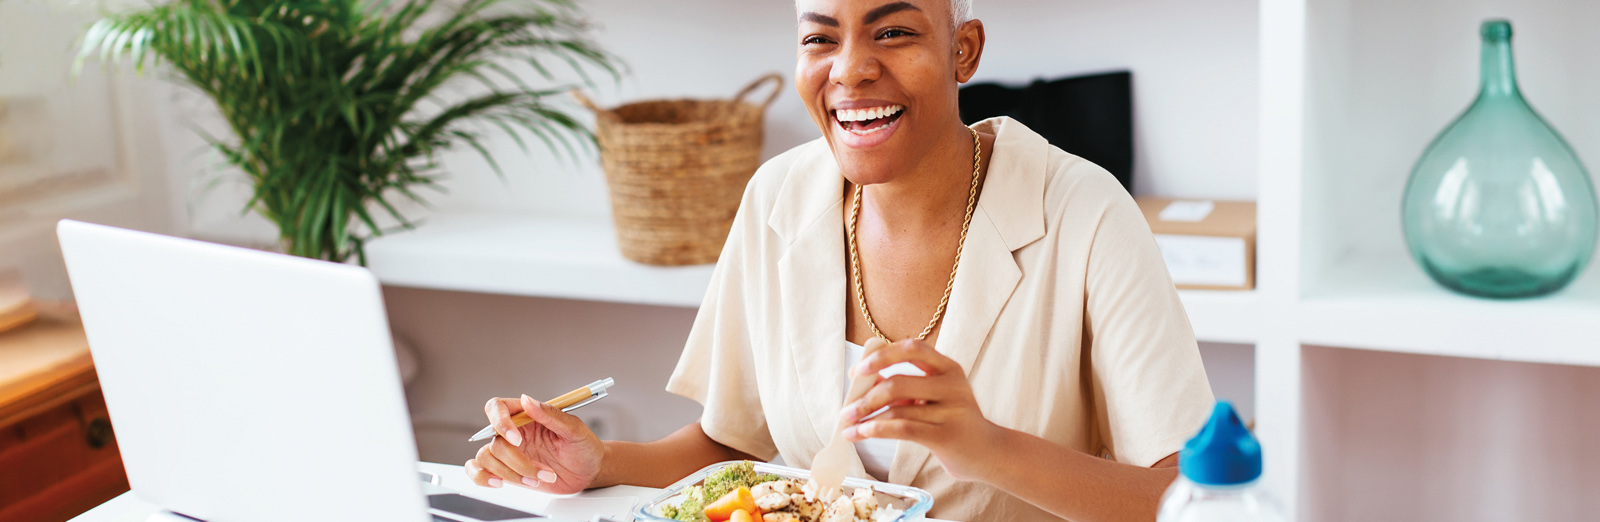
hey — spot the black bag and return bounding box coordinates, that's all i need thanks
[959,71,1134,192]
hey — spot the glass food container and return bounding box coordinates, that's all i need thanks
[634,461,934,522]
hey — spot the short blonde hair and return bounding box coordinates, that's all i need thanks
[951,0,973,28]
[795,1,974,30]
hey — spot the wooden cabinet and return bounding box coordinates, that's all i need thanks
[0,308,129,522]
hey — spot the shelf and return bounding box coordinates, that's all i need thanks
[1298,255,1600,367]
[1178,289,1261,345]
[365,213,1259,342]
[363,213,715,308]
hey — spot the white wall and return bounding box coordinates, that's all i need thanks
[402,0,1260,226]
[0,1,183,300]
[1198,342,1256,424]
[1302,346,1600,522]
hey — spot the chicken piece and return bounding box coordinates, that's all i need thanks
[851,487,878,519]
[791,494,820,520]
[763,513,801,522]
[821,494,856,522]
[756,491,792,512]
[769,479,803,496]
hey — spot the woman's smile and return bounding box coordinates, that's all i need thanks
[832,102,906,148]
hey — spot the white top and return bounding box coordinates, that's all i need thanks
[844,340,925,481]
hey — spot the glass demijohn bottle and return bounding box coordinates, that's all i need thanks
[1401,19,1599,298]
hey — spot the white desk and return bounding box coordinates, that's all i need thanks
[69,461,958,522]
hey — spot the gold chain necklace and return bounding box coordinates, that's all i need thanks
[848,127,982,343]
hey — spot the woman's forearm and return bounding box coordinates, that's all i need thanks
[979,427,1179,522]
[591,421,759,489]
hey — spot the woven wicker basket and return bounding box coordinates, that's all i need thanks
[576,74,783,266]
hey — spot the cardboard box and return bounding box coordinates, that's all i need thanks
[1134,198,1256,290]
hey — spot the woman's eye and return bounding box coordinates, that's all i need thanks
[878,28,914,40]
[803,35,835,45]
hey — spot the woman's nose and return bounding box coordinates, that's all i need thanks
[829,42,881,87]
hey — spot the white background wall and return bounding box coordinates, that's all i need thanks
[0,0,182,300]
[180,0,1261,244]
[1302,346,1600,522]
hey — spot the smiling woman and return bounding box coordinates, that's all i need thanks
[465,2,1213,522]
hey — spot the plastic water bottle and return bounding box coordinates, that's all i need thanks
[1156,402,1286,522]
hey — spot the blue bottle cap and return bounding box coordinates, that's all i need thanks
[1178,402,1262,486]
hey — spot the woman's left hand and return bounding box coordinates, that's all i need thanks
[840,338,1007,481]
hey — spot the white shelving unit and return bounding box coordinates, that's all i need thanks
[364,0,1600,520]
[364,213,1267,342]
[364,214,714,308]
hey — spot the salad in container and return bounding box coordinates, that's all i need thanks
[635,461,933,522]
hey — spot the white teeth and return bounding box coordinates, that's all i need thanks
[848,123,892,136]
[835,105,903,123]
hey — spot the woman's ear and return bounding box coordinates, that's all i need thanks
[953,19,986,83]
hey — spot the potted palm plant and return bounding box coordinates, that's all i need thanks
[80,0,618,262]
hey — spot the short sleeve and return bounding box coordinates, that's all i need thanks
[1079,173,1214,467]
[665,179,781,461]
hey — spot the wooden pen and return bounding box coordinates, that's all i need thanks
[467,378,614,442]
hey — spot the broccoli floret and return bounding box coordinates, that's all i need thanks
[672,500,706,522]
[662,462,778,522]
[667,486,709,522]
[703,461,761,501]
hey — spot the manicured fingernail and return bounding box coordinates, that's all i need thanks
[523,476,541,487]
[538,470,558,483]
[506,429,522,447]
[522,394,537,407]
[841,425,859,440]
[488,477,503,488]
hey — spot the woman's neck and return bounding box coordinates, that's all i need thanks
[859,123,988,234]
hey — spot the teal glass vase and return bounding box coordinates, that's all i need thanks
[1401,20,1599,298]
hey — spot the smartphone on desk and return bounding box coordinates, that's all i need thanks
[418,471,556,522]
[428,493,548,521]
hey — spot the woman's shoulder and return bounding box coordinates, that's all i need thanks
[1039,147,1133,217]
[980,116,1129,221]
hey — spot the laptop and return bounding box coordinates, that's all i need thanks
[57,220,547,522]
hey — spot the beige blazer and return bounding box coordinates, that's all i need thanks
[667,117,1214,522]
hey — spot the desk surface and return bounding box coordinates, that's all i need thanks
[69,462,959,522]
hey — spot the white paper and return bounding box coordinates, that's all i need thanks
[1153,234,1248,287]
[1159,200,1215,222]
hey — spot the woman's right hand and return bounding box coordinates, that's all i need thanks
[465,394,605,494]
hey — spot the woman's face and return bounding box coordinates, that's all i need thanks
[794,0,980,185]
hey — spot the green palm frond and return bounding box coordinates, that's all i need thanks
[80,0,620,262]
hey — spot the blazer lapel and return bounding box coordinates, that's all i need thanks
[770,144,851,462]
[888,117,1047,485]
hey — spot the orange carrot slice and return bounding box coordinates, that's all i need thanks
[704,486,761,521]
